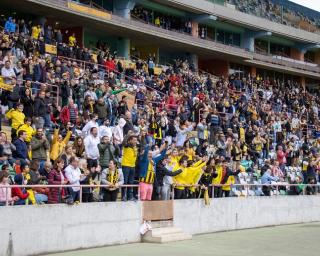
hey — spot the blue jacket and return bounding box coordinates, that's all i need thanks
[261,172,279,184]
[13,139,28,160]
[4,17,16,33]
[138,145,167,178]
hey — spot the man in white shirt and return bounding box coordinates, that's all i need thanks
[99,119,113,139]
[82,113,99,137]
[84,127,100,168]
[1,60,16,84]
[64,156,82,202]
[291,113,300,132]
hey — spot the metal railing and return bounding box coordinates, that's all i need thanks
[1,183,319,206]
[252,53,320,74]
[0,184,139,206]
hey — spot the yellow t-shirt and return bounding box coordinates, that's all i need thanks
[31,26,41,40]
[69,36,76,46]
[122,146,138,167]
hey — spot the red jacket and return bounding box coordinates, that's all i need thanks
[48,169,66,204]
[60,106,78,125]
[12,187,29,199]
[104,59,116,72]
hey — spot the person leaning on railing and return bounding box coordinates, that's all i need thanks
[121,135,138,201]
[47,158,68,204]
[101,160,124,202]
[0,171,19,206]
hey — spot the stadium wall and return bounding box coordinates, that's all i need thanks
[1,197,320,255]
[0,202,142,256]
[173,196,320,235]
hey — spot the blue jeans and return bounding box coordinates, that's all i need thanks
[121,166,135,200]
[35,193,48,204]
[71,190,80,202]
[14,199,26,205]
[44,114,51,128]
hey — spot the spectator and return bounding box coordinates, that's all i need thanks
[72,137,85,158]
[30,128,50,171]
[5,102,25,141]
[16,117,35,144]
[0,171,19,206]
[12,174,29,205]
[84,127,100,168]
[121,135,138,201]
[13,130,29,165]
[64,156,81,202]
[60,99,78,126]
[50,127,72,162]
[48,158,68,204]
[101,160,124,201]
[33,90,48,129]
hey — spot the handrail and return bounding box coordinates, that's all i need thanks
[57,55,167,96]
[1,183,318,206]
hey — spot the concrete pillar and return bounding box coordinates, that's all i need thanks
[290,48,305,61]
[117,38,130,59]
[242,30,254,52]
[190,54,198,71]
[301,77,306,88]
[315,50,320,65]
[250,66,257,77]
[113,0,135,19]
[191,21,199,37]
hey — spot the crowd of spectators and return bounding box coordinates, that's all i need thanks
[227,0,320,32]
[131,6,193,34]
[0,14,319,206]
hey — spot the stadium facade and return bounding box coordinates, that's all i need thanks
[1,0,320,83]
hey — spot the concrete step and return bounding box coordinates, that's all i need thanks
[150,220,173,229]
[143,227,192,243]
[149,227,183,237]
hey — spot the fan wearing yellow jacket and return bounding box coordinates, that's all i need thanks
[5,103,25,141]
[50,128,72,161]
[173,155,207,199]
[121,135,138,201]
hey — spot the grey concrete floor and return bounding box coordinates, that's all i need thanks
[47,223,319,256]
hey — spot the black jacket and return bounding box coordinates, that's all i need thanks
[155,162,182,187]
[34,97,47,117]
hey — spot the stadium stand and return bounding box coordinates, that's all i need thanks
[0,0,319,207]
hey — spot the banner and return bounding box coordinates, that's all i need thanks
[0,81,13,92]
[68,2,112,20]
[45,44,57,55]
[154,67,162,75]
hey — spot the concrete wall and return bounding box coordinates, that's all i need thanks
[174,196,320,235]
[0,202,141,256]
[165,0,320,44]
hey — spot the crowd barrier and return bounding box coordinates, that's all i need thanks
[1,183,319,206]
